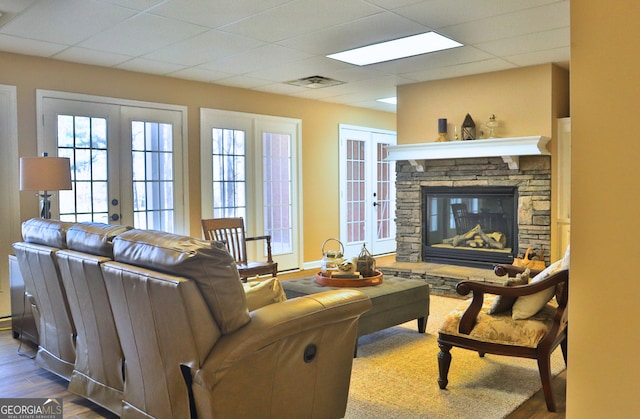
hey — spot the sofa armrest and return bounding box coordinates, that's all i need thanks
[194,289,371,388]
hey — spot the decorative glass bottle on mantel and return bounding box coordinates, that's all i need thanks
[486,114,499,138]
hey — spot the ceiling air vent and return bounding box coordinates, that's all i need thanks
[285,75,345,89]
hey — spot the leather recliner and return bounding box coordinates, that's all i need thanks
[56,222,131,415]
[13,218,76,380]
[102,229,372,418]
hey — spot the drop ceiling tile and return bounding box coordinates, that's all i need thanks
[0,0,37,14]
[0,0,572,113]
[0,33,66,56]
[253,82,308,95]
[80,13,207,56]
[321,66,389,84]
[504,46,570,68]
[54,47,133,67]
[291,73,403,102]
[220,0,382,43]
[279,12,428,55]
[215,74,272,89]
[198,44,313,75]
[96,0,166,11]
[143,30,265,66]
[394,0,563,28]
[442,2,570,45]
[149,0,292,29]
[245,55,352,83]
[476,27,569,57]
[0,0,136,44]
[169,67,234,83]
[369,45,493,74]
[402,57,516,82]
[365,0,429,10]
[117,57,187,75]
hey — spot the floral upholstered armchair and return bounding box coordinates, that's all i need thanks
[437,246,570,412]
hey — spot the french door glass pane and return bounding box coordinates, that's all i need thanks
[131,121,174,232]
[263,132,292,255]
[347,139,365,243]
[211,128,246,219]
[376,142,393,240]
[57,114,109,223]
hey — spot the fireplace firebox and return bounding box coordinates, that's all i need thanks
[422,186,518,268]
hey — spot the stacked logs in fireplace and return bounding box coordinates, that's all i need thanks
[442,224,506,249]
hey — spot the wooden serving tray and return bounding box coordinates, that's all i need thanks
[315,270,383,287]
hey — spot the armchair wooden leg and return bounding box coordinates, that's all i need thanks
[437,342,452,389]
[537,355,557,412]
[417,316,426,333]
[561,332,568,366]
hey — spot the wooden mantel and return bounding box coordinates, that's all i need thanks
[385,136,550,171]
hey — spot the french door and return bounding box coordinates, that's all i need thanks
[339,125,397,256]
[38,91,188,233]
[200,109,302,272]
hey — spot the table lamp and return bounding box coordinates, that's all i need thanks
[20,153,72,219]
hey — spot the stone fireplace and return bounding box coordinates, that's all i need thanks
[379,137,552,294]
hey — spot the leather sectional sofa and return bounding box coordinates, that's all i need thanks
[13,218,372,418]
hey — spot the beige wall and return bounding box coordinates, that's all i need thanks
[397,64,569,144]
[568,1,640,417]
[0,51,395,263]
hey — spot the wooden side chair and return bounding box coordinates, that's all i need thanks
[437,247,570,412]
[201,218,278,281]
[451,203,480,234]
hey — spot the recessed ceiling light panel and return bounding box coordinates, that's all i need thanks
[327,32,463,66]
[377,97,397,105]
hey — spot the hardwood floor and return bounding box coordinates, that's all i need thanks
[506,370,566,418]
[0,256,565,418]
[0,331,117,418]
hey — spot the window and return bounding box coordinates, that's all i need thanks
[201,109,301,271]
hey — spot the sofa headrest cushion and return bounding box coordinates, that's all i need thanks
[66,222,132,258]
[112,229,250,334]
[21,218,73,249]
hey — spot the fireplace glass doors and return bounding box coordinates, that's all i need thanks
[423,186,517,268]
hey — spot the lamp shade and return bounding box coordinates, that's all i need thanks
[20,156,72,191]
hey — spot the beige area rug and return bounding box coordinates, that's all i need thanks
[345,294,565,419]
